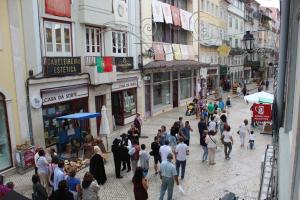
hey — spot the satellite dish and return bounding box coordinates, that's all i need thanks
[31,96,42,109]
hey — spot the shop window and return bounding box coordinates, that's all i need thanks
[44,21,71,56]
[86,27,102,56]
[235,19,239,30]
[153,72,170,82]
[180,70,192,100]
[0,93,12,171]
[112,31,127,55]
[153,72,171,108]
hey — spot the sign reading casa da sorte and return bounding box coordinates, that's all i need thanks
[44,57,81,76]
[115,57,134,72]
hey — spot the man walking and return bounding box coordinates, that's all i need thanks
[134,112,142,137]
[175,137,189,179]
[181,121,193,146]
[159,140,172,162]
[159,153,179,200]
[207,101,215,120]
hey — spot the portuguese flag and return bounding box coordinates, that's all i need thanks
[96,57,113,73]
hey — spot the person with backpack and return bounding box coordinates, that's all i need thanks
[130,139,141,172]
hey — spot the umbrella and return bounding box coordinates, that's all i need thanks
[244,91,274,104]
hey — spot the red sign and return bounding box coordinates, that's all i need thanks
[171,6,181,26]
[252,103,272,121]
[45,0,71,18]
[23,148,35,168]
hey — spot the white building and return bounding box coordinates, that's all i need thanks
[22,0,143,149]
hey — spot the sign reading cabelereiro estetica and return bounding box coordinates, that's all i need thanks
[44,57,81,76]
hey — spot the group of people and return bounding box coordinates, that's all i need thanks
[32,143,108,200]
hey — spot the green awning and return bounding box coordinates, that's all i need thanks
[259,97,273,104]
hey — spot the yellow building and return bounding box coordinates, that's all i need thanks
[199,0,230,93]
[0,0,30,172]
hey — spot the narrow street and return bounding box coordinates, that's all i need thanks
[6,90,272,200]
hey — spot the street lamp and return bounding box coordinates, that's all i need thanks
[243,31,255,53]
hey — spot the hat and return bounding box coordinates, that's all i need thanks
[113,138,121,145]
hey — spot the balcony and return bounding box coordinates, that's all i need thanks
[79,0,128,26]
[84,56,117,85]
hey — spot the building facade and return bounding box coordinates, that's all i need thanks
[22,0,142,149]
[0,0,30,172]
[227,0,245,86]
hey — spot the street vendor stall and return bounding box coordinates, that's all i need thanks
[244,92,273,135]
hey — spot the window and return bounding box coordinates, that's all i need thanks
[229,37,232,46]
[211,3,214,15]
[229,16,232,28]
[85,27,102,55]
[112,31,127,55]
[216,6,219,17]
[201,0,205,11]
[153,72,171,107]
[207,1,210,12]
[235,39,239,48]
[240,21,243,32]
[235,19,238,30]
[44,21,71,56]
[180,70,192,100]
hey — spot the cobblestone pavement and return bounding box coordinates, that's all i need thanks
[6,88,272,200]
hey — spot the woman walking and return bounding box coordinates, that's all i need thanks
[90,146,107,185]
[132,167,149,200]
[206,130,218,165]
[238,119,250,147]
[222,126,233,160]
[82,172,100,200]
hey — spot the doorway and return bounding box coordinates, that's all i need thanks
[95,95,106,135]
[145,84,151,118]
[173,80,178,107]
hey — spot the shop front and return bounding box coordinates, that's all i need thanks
[41,84,89,147]
[206,67,219,95]
[111,78,138,126]
[219,65,230,91]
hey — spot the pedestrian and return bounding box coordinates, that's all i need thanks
[238,119,250,147]
[120,133,132,172]
[219,112,228,135]
[34,146,42,175]
[208,116,217,134]
[206,130,217,165]
[177,117,184,129]
[132,167,149,200]
[130,139,141,172]
[49,180,74,200]
[139,144,150,177]
[66,167,81,199]
[200,130,208,162]
[150,136,161,175]
[128,124,140,139]
[112,138,123,179]
[198,117,208,143]
[218,98,225,111]
[242,85,247,96]
[48,156,59,191]
[181,121,193,146]
[90,146,107,185]
[81,172,100,200]
[159,153,179,200]
[248,130,256,150]
[32,174,48,200]
[134,112,143,137]
[266,80,269,90]
[221,126,233,160]
[198,96,205,113]
[53,160,66,191]
[169,126,178,152]
[226,96,232,108]
[201,108,209,124]
[207,101,215,120]
[159,126,168,145]
[175,137,189,179]
[159,140,172,162]
[36,149,50,194]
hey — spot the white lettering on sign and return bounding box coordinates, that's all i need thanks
[112,80,137,91]
[42,86,88,105]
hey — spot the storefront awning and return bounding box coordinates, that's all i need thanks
[57,112,100,120]
[143,60,209,73]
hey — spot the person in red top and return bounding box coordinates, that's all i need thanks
[132,167,148,200]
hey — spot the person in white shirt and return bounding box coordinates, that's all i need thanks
[175,137,189,179]
[248,130,255,150]
[208,116,217,133]
[205,130,218,165]
[221,126,233,160]
[159,140,172,162]
[36,149,50,193]
[238,119,250,147]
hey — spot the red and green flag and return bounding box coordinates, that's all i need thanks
[96,57,113,73]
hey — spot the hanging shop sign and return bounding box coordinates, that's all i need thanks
[171,6,181,26]
[180,9,192,31]
[45,0,71,18]
[217,44,231,57]
[163,43,173,61]
[252,103,272,121]
[153,43,165,61]
[115,57,134,72]
[172,44,182,60]
[44,57,81,76]
[41,85,88,105]
[112,79,138,92]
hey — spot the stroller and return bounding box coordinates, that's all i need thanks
[185,102,196,116]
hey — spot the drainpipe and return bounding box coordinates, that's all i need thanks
[276,0,289,126]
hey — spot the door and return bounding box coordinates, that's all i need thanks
[111,91,124,126]
[95,95,105,135]
[145,85,151,118]
[173,80,178,107]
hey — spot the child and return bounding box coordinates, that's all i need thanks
[249,130,255,150]
[139,144,150,177]
[226,96,231,108]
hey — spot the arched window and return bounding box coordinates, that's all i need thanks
[0,93,12,171]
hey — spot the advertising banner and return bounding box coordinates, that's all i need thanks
[252,103,272,121]
[45,0,71,18]
[152,0,164,22]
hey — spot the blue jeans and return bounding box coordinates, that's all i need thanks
[176,160,186,178]
[202,146,208,161]
[159,176,174,200]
